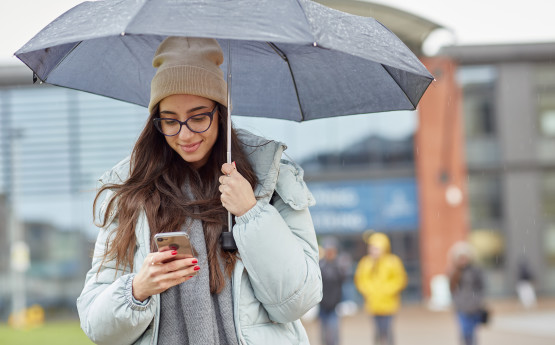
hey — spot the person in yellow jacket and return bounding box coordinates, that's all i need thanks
[354,232,407,345]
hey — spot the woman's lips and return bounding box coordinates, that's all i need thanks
[180,141,201,153]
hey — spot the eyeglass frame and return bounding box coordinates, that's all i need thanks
[152,105,218,136]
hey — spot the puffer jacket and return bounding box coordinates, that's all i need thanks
[354,233,407,315]
[76,129,323,345]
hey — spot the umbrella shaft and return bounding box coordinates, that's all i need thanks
[227,41,232,234]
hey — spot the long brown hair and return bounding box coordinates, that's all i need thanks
[94,103,258,294]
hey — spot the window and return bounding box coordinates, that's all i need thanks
[458,66,500,165]
[467,174,502,227]
[467,174,504,270]
[541,172,555,268]
[458,66,497,138]
[536,64,555,137]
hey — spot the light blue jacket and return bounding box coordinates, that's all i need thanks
[76,130,322,345]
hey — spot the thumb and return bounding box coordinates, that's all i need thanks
[221,162,236,175]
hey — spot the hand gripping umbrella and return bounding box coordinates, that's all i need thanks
[15,0,434,250]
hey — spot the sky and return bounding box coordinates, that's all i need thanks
[2,0,555,64]
[372,0,555,50]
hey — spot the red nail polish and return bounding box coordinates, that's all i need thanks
[171,250,177,255]
[192,259,198,264]
[194,266,200,271]
[232,161,236,168]
[189,276,194,278]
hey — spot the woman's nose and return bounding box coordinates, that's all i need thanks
[178,125,195,139]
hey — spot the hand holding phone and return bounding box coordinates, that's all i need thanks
[132,232,199,301]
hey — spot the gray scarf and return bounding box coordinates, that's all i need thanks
[157,215,238,345]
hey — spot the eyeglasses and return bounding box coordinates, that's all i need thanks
[153,105,217,136]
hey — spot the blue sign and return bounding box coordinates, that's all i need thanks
[307,178,419,234]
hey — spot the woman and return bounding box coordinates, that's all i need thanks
[448,241,485,345]
[354,232,407,345]
[76,37,322,345]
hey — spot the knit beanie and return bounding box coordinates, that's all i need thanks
[148,37,227,114]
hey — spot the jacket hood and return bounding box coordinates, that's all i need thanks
[368,233,390,253]
[235,128,285,201]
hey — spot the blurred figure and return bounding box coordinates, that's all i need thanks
[448,241,485,345]
[319,237,345,345]
[354,232,407,345]
[516,257,537,309]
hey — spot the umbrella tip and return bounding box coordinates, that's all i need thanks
[121,32,126,36]
[32,72,44,84]
[313,42,318,47]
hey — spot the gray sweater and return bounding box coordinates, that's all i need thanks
[157,215,238,345]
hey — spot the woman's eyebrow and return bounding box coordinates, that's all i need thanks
[159,105,209,115]
[187,105,209,113]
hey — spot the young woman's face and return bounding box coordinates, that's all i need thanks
[158,94,219,169]
[368,243,383,258]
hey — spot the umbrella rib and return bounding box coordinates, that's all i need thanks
[380,64,418,109]
[43,42,83,83]
[267,42,305,121]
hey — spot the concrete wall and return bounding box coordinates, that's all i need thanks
[497,62,544,289]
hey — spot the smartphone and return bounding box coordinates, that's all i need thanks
[154,232,195,261]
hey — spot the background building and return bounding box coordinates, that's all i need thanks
[0,65,147,317]
[442,42,555,295]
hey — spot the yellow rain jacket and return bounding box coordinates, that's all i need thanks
[354,233,408,315]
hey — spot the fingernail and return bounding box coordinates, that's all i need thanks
[171,250,177,255]
[194,266,200,271]
[189,276,194,278]
[192,259,198,264]
[232,161,236,168]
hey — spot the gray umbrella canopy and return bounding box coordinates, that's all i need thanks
[16,0,433,121]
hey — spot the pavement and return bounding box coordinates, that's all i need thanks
[302,298,555,345]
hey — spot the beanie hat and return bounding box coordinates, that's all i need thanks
[148,37,227,114]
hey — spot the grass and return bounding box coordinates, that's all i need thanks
[0,321,94,345]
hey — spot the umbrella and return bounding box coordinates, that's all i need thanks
[15,0,434,249]
[15,0,433,119]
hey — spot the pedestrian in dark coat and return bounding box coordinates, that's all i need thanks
[448,241,486,345]
[319,237,345,345]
